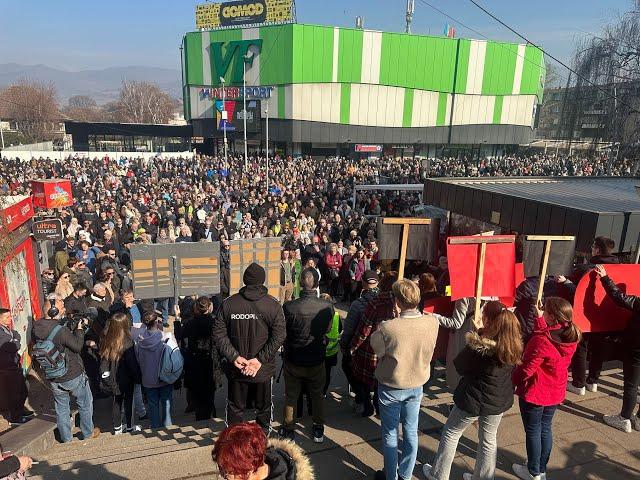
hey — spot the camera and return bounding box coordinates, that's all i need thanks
[61,313,91,332]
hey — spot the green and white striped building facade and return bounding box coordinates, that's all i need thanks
[182,23,545,156]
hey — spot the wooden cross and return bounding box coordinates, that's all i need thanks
[525,235,575,304]
[381,217,432,280]
[448,235,515,328]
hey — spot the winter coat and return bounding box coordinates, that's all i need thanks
[600,275,640,348]
[349,258,365,281]
[283,291,334,367]
[182,313,223,391]
[514,277,560,341]
[213,285,286,383]
[350,291,395,388]
[262,438,314,480]
[0,325,21,372]
[102,337,141,395]
[512,316,578,406]
[32,319,86,383]
[572,254,620,281]
[135,329,177,388]
[341,288,379,351]
[453,332,515,416]
[324,252,342,272]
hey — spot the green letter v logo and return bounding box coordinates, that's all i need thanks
[211,41,239,84]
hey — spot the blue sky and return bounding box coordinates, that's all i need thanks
[0,0,633,73]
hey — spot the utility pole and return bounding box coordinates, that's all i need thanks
[220,76,228,172]
[265,100,269,192]
[0,119,4,151]
[405,0,414,34]
[243,56,248,170]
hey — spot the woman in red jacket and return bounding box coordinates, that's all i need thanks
[324,243,343,300]
[511,297,581,480]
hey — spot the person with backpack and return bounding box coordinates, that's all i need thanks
[135,311,181,429]
[31,294,100,443]
[182,296,223,421]
[423,302,523,480]
[99,312,142,435]
[511,297,581,480]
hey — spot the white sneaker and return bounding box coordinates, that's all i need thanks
[125,425,142,433]
[603,414,632,433]
[512,463,541,480]
[586,383,598,393]
[114,425,124,435]
[566,384,585,395]
[422,463,436,480]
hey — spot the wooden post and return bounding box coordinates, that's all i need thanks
[382,217,432,280]
[448,236,515,328]
[525,235,575,305]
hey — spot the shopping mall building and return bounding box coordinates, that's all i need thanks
[182,23,545,157]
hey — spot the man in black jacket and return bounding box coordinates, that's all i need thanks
[0,308,29,424]
[213,263,286,432]
[280,268,334,443]
[31,294,99,443]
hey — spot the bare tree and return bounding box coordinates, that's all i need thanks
[115,80,178,124]
[64,95,102,122]
[563,5,640,153]
[0,79,61,142]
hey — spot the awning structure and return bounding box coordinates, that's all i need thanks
[423,177,640,253]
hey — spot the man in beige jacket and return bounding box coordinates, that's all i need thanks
[370,279,439,480]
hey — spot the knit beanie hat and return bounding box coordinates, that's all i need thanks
[243,263,266,286]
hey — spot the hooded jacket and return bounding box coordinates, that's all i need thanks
[103,337,142,395]
[135,329,170,388]
[31,319,85,383]
[213,285,286,383]
[512,316,578,406]
[263,438,314,480]
[453,332,516,416]
[341,287,379,351]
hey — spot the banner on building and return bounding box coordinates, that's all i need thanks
[4,252,33,360]
[130,243,220,299]
[196,0,295,30]
[355,144,382,153]
[228,238,281,298]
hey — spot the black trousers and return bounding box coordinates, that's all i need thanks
[0,369,28,421]
[341,353,358,400]
[570,333,608,387]
[226,376,272,429]
[621,347,640,419]
[112,386,134,430]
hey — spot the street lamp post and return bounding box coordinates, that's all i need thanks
[220,76,227,171]
[243,56,249,170]
[265,100,269,192]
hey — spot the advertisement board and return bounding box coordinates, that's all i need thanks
[4,252,33,360]
[196,0,295,30]
[32,219,64,241]
[355,144,383,153]
[1,196,34,232]
[216,99,261,133]
[31,179,73,209]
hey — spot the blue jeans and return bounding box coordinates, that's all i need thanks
[378,384,423,480]
[145,384,173,428]
[519,398,558,476]
[50,372,94,443]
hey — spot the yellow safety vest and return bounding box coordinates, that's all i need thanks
[326,312,340,357]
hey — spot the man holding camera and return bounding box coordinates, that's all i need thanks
[31,294,100,443]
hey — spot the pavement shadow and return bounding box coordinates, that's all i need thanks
[30,459,129,480]
[558,400,607,422]
[553,441,640,479]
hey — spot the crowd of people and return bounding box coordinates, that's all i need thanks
[0,150,639,480]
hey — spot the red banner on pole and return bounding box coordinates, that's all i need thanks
[446,235,516,300]
[572,265,640,333]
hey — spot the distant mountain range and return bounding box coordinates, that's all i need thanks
[0,63,181,105]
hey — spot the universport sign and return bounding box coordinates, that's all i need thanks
[196,0,295,30]
[200,86,274,100]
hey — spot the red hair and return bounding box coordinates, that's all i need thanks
[212,422,267,478]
